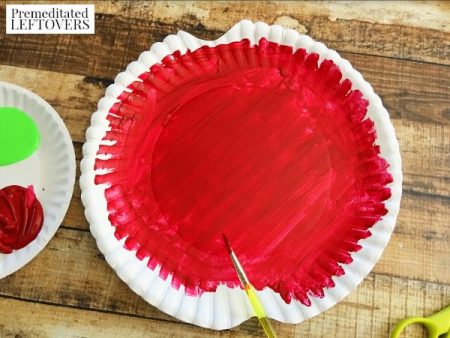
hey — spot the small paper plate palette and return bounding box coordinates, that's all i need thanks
[0,82,75,278]
[80,20,402,329]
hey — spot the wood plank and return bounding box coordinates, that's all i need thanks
[6,0,450,34]
[62,144,84,230]
[92,1,450,65]
[0,297,264,337]
[374,192,449,284]
[0,228,288,337]
[0,209,447,327]
[349,56,450,126]
[92,1,450,34]
[0,253,448,337]
[394,120,450,198]
[1,49,449,144]
[0,2,449,79]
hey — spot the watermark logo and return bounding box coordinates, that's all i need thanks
[6,4,95,34]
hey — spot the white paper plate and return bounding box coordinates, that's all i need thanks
[0,81,75,278]
[80,20,402,330]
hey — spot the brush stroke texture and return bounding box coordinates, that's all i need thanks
[94,39,392,305]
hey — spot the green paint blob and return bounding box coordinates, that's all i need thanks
[0,107,40,166]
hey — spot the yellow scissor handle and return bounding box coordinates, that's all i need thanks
[390,306,450,338]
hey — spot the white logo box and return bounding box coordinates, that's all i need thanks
[6,4,95,34]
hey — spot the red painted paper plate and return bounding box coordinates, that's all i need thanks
[80,20,402,329]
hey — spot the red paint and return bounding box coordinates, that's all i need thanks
[0,185,44,254]
[95,38,393,305]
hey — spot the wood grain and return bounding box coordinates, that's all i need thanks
[0,2,449,71]
[0,228,447,337]
[0,297,259,338]
[395,120,450,198]
[94,1,450,33]
[0,1,448,337]
[1,186,446,307]
[1,281,441,338]
[6,0,450,34]
[2,48,449,145]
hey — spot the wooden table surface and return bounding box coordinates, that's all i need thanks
[0,1,449,337]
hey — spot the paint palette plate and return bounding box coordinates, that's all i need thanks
[0,82,75,278]
[80,21,402,329]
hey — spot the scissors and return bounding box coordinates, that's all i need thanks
[391,305,450,338]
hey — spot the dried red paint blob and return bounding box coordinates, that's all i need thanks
[0,185,44,254]
[95,38,393,305]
